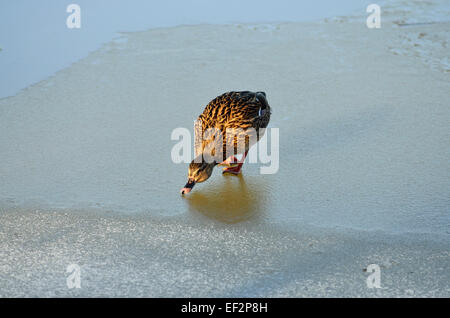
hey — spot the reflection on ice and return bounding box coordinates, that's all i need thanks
[184,174,266,223]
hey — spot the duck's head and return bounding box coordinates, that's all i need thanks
[180,160,216,194]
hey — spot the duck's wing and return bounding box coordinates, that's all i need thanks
[193,118,203,159]
[195,92,271,160]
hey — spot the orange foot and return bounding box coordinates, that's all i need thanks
[222,165,243,175]
[219,156,239,166]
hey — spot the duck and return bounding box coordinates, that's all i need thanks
[181,91,271,194]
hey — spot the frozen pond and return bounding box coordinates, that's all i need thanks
[1,22,449,235]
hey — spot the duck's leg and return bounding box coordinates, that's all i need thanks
[218,155,239,167]
[222,151,248,175]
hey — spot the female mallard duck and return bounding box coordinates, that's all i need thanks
[181,91,271,194]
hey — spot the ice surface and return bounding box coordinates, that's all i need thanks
[0,208,448,297]
[1,22,448,235]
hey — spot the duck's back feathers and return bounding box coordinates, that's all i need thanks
[195,91,271,160]
[198,91,271,131]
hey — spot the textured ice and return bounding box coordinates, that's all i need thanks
[0,208,448,297]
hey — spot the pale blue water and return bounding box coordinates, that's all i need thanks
[0,0,370,98]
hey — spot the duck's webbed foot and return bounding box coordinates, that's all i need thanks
[218,155,239,167]
[222,151,248,175]
[222,164,243,175]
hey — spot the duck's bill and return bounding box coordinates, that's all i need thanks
[180,180,195,194]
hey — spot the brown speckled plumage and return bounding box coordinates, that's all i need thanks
[195,91,271,161]
[180,91,272,193]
